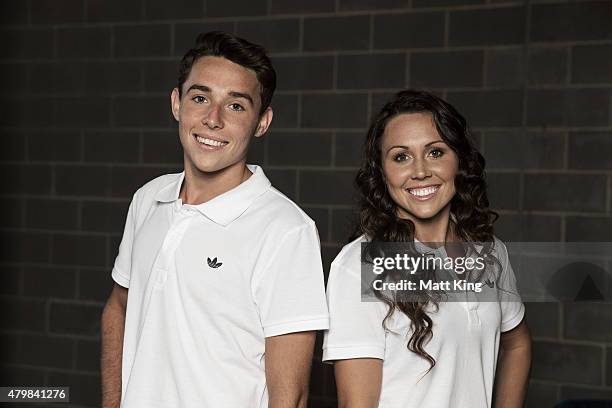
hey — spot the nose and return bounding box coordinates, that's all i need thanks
[410,157,431,180]
[203,103,224,129]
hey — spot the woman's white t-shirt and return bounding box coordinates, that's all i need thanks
[323,235,525,408]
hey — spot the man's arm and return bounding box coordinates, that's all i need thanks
[265,331,316,408]
[494,318,532,408]
[101,283,128,408]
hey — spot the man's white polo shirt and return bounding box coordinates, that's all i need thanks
[111,165,329,408]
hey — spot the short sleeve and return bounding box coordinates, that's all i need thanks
[111,193,138,288]
[252,222,329,337]
[323,261,387,362]
[497,240,525,332]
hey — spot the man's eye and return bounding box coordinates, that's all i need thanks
[192,96,206,103]
[429,148,444,158]
[229,103,245,111]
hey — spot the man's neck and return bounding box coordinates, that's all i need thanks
[180,161,252,205]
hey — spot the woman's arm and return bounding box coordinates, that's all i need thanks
[335,358,383,408]
[494,318,532,408]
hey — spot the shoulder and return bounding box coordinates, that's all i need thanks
[328,235,369,283]
[251,186,317,232]
[129,172,181,215]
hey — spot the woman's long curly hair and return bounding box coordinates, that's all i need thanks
[354,90,498,371]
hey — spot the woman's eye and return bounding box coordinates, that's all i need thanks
[229,103,244,111]
[394,153,409,162]
[429,148,444,158]
[192,96,206,103]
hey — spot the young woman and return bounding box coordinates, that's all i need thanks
[323,90,531,408]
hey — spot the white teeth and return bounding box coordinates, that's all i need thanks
[196,136,227,147]
[408,186,439,197]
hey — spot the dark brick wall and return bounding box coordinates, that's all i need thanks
[1,0,611,407]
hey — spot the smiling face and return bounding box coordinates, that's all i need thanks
[380,112,459,225]
[171,56,272,177]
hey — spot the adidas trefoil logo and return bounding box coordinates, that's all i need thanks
[207,257,222,268]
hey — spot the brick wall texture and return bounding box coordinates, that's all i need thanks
[1,0,611,407]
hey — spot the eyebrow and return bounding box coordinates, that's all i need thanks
[386,140,447,154]
[186,84,254,106]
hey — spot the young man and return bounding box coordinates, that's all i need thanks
[101,32,329,408]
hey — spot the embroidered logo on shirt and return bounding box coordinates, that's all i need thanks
[207,257,223,268]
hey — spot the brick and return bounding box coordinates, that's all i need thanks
[49,301,102,335]
[79,269,113,302]
[0,366,45,386]
[565,303,612,342]
[531,1,612,42]
[113,95,173,127]
[144,60,178,92]
[450,7,525,46]
[300,170,356,205]
[31,0,84,24]
[525,382,558,408]
[145,0,204,20]
[23,267,76,299]
[0,0,29,25]
[0,266,21,295]
[322,244,343,282]
[608,347,612,386]
[56,96,112,128]
[26,199,79,231]
[55,165,110,197]
[235,18,300,53]
[114,24,171,58]
[206,0,267,17]
[447,90,523,127]
[0,231,50,263]
[84,131,140,163]
[267,169,297,200]
[110,166,168,198]
[561,386,612,401]
[2,28,54,60]
[0,96,57,127]
[528,46,568,85]
[0,63,28,94]
[273,56,333,91]
[371,92,397,119]
[305,16,370,51]
[174,22,235,57]
[331,208,357,243]
[524,302,558,338]
[84,61,142,93]
[87,0,142,22]
[566,216,612,242]
[0,131,26,161]
[81,201,129,233]
[52,234,107,267]
[486,172,520,211]
[340,0,409,11]
[58,27,111,58]
[572,44,612,84]
[374,12,444,49]
[339,53,405,90]
[411,50,483,88]
[19,334,74,369]
[414,0,481,5]
[484,131,564,170]
[532,340,602,384]
[267,132,332,166]
[29,62,85,94]
[271,0,334,14]
[0,198,22,229]
[269,94,298,129]
[524,174,607,212]
[76,339,100,371]
[302,94,368,129]
[0,333,20,364]
[486,48,523,87]
[0,164,52,194]
[303,207,329,242]
[335,132,364,168]
[528,88,610,127]
[47,371,100,407]
[0,297,46,331]
[494,214,562,242]
[248,136,264,165]
[143,130,183,164]
[569,132,612,170]
[28,130,81,162]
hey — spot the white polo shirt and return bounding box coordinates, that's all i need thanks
[323,235,524,408]
[112,165,329,408]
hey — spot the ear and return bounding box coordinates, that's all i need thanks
[254,107,273,138]
[171,87,181,122]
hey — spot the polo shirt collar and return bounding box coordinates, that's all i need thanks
[155,164,271,226]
